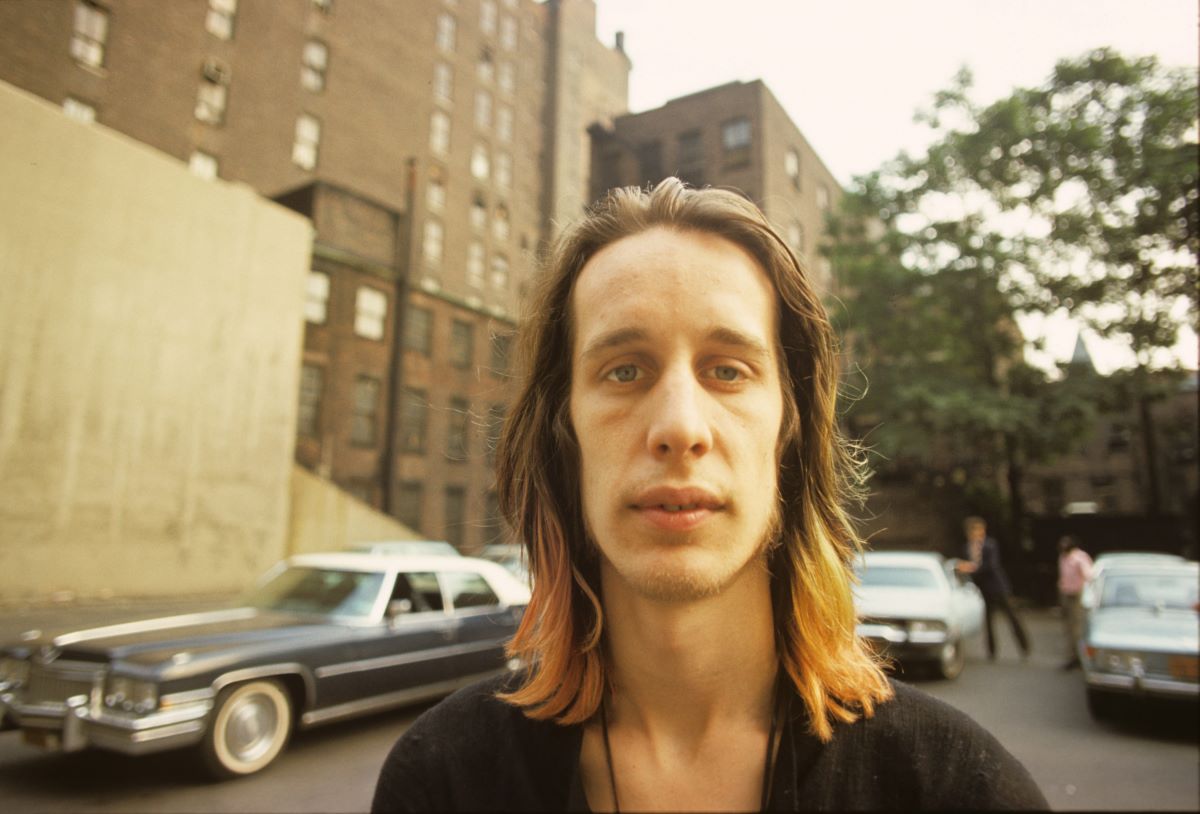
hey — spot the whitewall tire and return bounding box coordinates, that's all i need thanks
[201,679,293,778]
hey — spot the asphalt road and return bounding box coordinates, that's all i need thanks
[0,607,1196,812]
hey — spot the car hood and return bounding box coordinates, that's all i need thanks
[1088,607,1199,652]
[854,587,950,621]
[35,608,357,672]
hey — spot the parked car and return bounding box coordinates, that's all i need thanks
[1088,551,1185,584]
[852,551,985,680]
[478,543,530,586]
[348,540,462,557]
[0,553,529,778]
[1079,559,1198,720]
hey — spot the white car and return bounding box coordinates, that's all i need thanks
[853,551,985,680]
[1080,559,1198,719]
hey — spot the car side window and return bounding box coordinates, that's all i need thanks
[398,572,445,612]
[443,571,500,610]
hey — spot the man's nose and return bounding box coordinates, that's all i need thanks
[645,368,713,460]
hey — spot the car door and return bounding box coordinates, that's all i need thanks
[438,570,517,680]
[313,571,460,710]
[945,562,984,637]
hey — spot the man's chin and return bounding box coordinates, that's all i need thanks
[603,549,764,603]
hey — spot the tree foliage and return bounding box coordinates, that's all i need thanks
[828,48,1197,518]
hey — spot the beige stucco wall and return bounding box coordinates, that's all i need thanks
[287,465,420,555]
[0,81,313,601]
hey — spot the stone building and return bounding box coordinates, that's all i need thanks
[0,0,629,552]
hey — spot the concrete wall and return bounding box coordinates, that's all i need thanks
[0,81,313,601]
[287,465,419,555]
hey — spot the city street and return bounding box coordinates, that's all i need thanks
[0,608,1195,811]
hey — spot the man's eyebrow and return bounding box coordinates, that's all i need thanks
[578,326,773,360]
[579,327,648,360]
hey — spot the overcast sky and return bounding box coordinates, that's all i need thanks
[593,0,1199,372]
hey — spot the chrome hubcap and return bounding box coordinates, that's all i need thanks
[224,693,278,763]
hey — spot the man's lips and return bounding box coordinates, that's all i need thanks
[629,486,724,532]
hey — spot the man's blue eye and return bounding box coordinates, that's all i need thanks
[608,364,639,382]
[713,366,741,381]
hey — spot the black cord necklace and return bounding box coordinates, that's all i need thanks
[599,672,783,813]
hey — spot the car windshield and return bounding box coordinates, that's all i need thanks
[249,567,385,618]
[858,565,940,590]
[1099,572,1198,610]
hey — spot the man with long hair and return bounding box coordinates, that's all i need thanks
[373,179,1046,811]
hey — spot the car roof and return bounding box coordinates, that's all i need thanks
[284,552,531,605]
[1098,560,1198,576]
[860,550,947,568]
[1094,551,1184,562]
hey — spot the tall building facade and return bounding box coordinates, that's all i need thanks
[589,79,842,295]
[0,0,629,551]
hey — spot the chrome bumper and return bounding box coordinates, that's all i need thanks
[1,690,212,755]
[1085,671,1200,699]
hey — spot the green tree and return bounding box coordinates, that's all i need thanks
[830,48,1197,526]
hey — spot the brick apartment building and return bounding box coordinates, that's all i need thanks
[0,1,853,554]
[590,79,843,296]
[0,0,629,551]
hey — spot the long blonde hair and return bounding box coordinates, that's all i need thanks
[494,178,891,741]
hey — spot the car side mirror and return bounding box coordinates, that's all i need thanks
[387,599,413,617]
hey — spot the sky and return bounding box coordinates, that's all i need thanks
[593,0,1199,374]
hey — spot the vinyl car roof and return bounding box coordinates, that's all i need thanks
[285,552,532,605]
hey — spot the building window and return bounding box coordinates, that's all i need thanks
[354,286,387,340]
[305,271,330,323]
[486,403,505,464]
[430,109,451,155]
[490,332,511,377]
[298,363,323,437]
[444,486,466,548]
[351,375,381,446]
[787,221,804,254]
[301,40,328,92]
[404,305,432,354]
[436,13,456,53]
[206,0,237,40]
[471,144,490,181]
[494,152,511,191]
[496,105,513,142]
[446,398,470,461]
[482,490,504,545]
[785,148,801,190]
[62,97,96,123]
[450,320,474,368]
[474,90,492,129]
[293,114,321,170]
[433,61,453,105]
[678,129,703,167]
[492,204,510,241]
[400,389,428,452]
[423,219,444,267]
[71,1,108,68]
[470,195,487,231]
[189,150,219,180]
[499,15,517,50]
[477,47,494,83]
[426,166,446,212]
[721,117,752,168]
[195,61,230,125]
[480,0,497,35]
[490,255,509,291]
[816,184,831,211]
[637,140,663,185]
[397,481,423,531]
[467,240,485,289]
[497,61,514,94]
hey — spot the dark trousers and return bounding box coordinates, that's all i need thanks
[982,593,1030,657]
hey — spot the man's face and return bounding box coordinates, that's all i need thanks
[967,523,986,543]
[568,227,785,602]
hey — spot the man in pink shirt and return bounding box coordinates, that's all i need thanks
[1057,535,1093,669]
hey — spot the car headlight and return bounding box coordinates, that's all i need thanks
[104,675,158,713]
[907,620,948,642]
[1091,649,1143,674]
[0,657,30,689]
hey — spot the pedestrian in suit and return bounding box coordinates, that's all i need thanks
[956,516,1030,659]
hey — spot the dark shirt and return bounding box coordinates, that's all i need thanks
[966,536,1014,599]
[372,673,1048,812]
